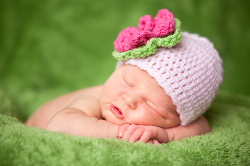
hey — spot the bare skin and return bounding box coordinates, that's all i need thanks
[26,64,211,144]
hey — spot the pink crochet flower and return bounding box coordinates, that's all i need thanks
[114,9,175,52]
[154,9,175,37]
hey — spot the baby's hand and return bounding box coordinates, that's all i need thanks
[118,124,168,145]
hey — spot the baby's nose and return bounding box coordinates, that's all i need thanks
[123,94,138,110]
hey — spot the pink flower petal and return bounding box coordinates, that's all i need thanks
[138,15,155,32]
[131,31,154,48]
[114,27,139,52]
[153,9,175,37]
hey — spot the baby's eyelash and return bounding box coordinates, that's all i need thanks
[146,101,166,119]
[123,77,132,87]
[146,101,154,110]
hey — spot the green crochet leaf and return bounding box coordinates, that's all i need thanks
[112,18,182,61]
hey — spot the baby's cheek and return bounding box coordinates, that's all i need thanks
[129,108,157,125]
[102,111,124,125]
[102,109,111,120]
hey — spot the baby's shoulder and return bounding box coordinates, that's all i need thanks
[75,85,103,99]
[66,85,103,118]
[50,85,103,111]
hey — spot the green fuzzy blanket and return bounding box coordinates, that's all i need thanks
[0,91,250,165]
[1,0,250,165]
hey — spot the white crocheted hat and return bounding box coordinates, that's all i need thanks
[117,32,223,126]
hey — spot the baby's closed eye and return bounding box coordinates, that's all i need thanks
[123,77,133,87]
[146,101,155,110]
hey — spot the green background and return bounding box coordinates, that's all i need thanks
[0,0,250,120]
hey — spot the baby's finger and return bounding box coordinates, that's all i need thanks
[152,139,160,145]
[139,130,154,143]
[129,128,144,143]
[122,124,139,141]
[118,124,130,138]
[147,140,153,144]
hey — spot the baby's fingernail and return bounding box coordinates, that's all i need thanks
[118,132,122,138]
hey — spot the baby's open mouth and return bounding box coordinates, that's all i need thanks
[110,104,124,119]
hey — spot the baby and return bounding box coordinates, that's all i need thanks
[25,9,223,145]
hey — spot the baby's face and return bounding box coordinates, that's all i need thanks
[100,64,181,128]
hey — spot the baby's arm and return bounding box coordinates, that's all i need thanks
[118,116,210,144]
[166,116,211,141]
[45,96,119,139]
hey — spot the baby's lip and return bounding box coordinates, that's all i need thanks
[110,104,124,119]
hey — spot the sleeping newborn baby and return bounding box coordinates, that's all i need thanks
[25,9,223,145]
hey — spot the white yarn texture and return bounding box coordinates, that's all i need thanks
[117,32,223,126]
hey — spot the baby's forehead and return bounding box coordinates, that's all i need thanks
[122,64,169,93]
[121,64,155,81]
[122,64,148,74]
